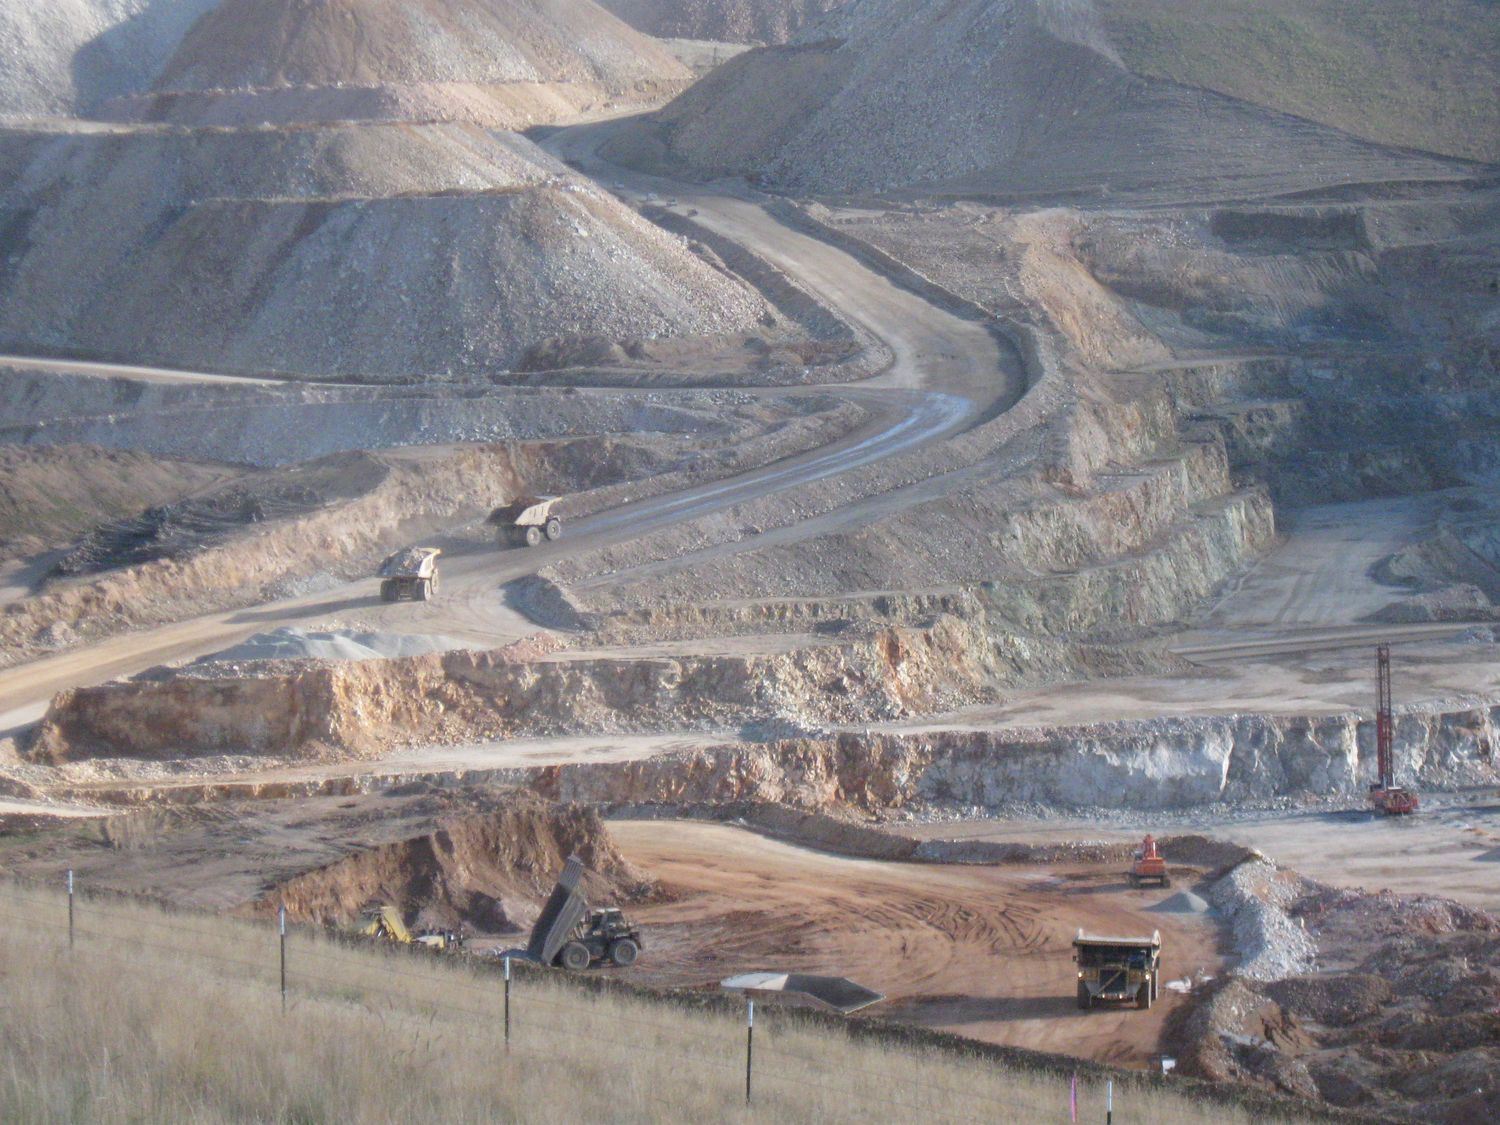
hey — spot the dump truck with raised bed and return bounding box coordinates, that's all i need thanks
[488,495,562,548]
[1074,929,1161,1010]
[378,546,441,602]
[525,855,642,970]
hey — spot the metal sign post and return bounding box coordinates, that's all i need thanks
[278,906,287,1013]
[745,999,755,1104]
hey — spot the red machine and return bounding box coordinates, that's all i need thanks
[1128,835,1170,887]
[1369,645,1420,816]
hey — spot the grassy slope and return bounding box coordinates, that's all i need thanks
[0,882,1317,1124]
[1097,0,1500,164]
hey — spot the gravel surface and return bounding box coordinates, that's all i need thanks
[0,0,217,116]
[650,0,1473,198]
[187,627,474,669]
[601,0,846,43]
[153,0,689,93]
[0,124,770,379]
[1210,859,1317,982]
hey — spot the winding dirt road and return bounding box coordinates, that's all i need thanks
[0,116,1026,735]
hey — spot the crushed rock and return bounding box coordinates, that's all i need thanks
[1148,890,1211,915]
[1210,859,1317,982]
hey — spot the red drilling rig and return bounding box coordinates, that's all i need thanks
[1369,644,1420,815]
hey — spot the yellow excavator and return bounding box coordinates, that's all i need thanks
[359,905,463,952]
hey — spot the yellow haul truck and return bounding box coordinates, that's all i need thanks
[1073,929,1161,1010]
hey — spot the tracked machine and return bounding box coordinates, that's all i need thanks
[359,904,463,952]
[1369,645,1420,816]
[1127,835,1170,888]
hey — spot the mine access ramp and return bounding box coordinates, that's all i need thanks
[1074,929,1161,1010]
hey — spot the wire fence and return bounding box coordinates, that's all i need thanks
[0,874,1186,1125]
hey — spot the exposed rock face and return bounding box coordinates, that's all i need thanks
[264,795,644,932]
[538,709,1500,811]
[29,615,1105,761]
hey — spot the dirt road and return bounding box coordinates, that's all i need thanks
[907,794,1500,914]
[0,125,1025,728]
[609,820,1223,1068]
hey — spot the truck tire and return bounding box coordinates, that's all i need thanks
[609,939,639,967]
[1151,972,1159,1003]
[1162,874,1172,888]
[429,572,440,595]
[525,525,543,547]
[380,580,396,603]
[417,578,431,602]
[545,517,562,541]
[1077,981,1090,1010]
[560,942,591,971]
[1138,982,1152,1010]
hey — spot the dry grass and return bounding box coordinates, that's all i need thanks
[0,883,1316,1124]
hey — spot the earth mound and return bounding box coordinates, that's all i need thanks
[0,444,234,561]
[600,0,846,44]
[0,0,218,117]
[0,123,770,379]
[639,0,1478,198]
[266,795,648,934]
[106,0,691,127]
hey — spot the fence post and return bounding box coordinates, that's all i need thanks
[504,955,512,1054]
[1070,1071,1078,1123]
[278,905,287,1013]
[1106,1078,1113,1125]
[745,999,754,1105]
[67,870,74,950]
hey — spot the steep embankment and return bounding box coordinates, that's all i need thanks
[0,445,235,561]
[600,0,846,43]
[107,0,692,127]
[266,795,645,932]
[0,124,770,378]
[639,0,1478,198]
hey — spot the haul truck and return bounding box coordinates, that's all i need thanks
[1074,929,1161,1010]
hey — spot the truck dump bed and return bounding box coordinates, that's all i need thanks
[488,495,559,527]
[526,855,589,965]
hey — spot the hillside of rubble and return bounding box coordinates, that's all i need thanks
[633,0,1490,197]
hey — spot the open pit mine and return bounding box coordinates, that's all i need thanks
[1,1,1498,1123]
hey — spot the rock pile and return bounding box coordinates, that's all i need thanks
[0,124,770,379]
[600,0,846,44]
[643,0,1471,197]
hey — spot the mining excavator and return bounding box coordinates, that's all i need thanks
[359,905,464,952]
[525,856,642,970]
[1127,834,1170,888]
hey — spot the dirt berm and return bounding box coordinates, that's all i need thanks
[262,794,647,934]
[30,614,1132,761]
